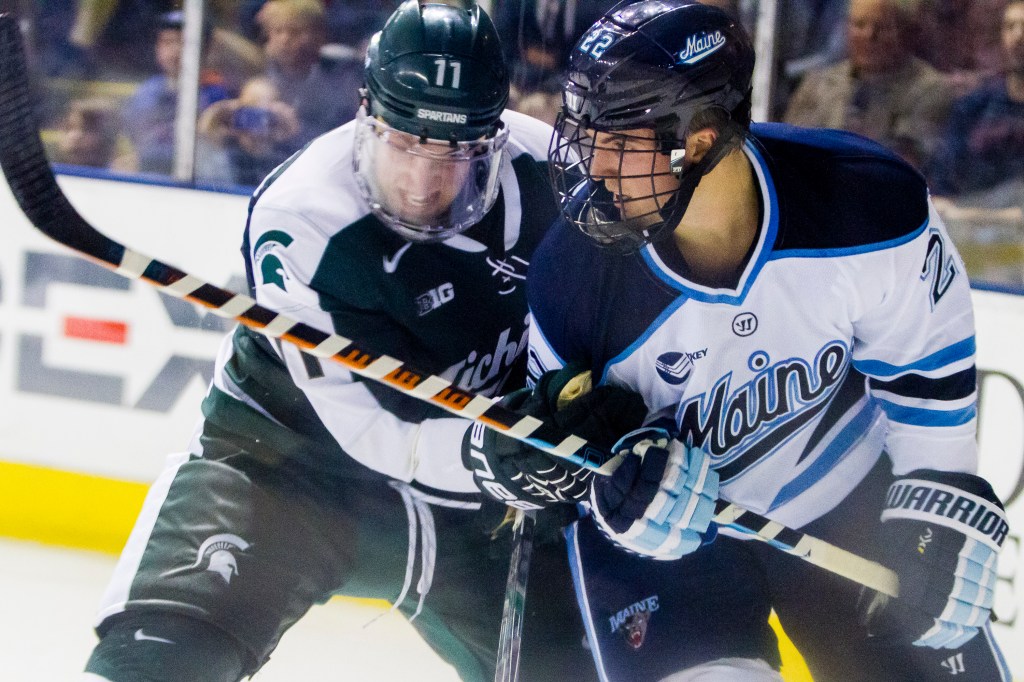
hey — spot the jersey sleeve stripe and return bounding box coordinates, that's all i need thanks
[870,389,976,413]
[877,399,977,427]
[869,367,976,401]
[853,336,975,378]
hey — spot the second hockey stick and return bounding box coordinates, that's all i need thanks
[0,14,898,599]
[494,510,534,682]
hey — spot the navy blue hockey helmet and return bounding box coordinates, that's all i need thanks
[549,0,755,251]
[354,1,511,243]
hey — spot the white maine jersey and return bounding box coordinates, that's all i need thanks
[527,123,978,528]
[195,110,560,494]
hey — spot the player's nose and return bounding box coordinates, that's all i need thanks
[399,155,441,188]
[589,145,620,181]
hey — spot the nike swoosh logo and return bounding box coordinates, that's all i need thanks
[383,242,413,274]
[134,628,175,644]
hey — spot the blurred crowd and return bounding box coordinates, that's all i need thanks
[9,0,397,183]
[4,0,1024,280]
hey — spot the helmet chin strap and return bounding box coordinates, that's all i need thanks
[652,122,745,243]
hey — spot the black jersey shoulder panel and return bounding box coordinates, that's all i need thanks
[751,123,930,254]
[528,216,683,376]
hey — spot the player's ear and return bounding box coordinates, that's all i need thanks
[685,127,719,164]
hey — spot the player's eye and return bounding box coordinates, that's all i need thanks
[600,137,627,152]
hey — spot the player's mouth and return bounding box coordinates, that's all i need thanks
[403,193,437,208]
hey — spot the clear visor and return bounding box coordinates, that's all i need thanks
[353,111,508,242]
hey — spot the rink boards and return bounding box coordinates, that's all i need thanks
[0,171,1021,677]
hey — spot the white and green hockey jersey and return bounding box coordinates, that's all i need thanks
[194,110,559,494]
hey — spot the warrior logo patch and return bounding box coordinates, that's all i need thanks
[161,533,252,584]
[732,312,758,337]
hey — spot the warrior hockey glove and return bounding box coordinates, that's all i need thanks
[462,365,647,510]
[592,428,719,560]
[859,470,1009,649]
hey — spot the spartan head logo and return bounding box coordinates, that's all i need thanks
[161,533,251,584]
[253,230,293,291]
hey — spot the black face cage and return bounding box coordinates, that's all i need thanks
[548,113,688,253]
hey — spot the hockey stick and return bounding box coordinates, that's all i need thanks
[494,510,534,682]
[0,14,898,599]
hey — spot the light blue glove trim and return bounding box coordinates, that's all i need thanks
[916,622,977,649]
[594,432,719,560]
[611,427,672,454]
[630,523,704,557]
[632,522,672,550]
[916,537,998,649]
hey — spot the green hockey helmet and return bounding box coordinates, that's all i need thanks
[354,1,511,242]
[364,0,509,142]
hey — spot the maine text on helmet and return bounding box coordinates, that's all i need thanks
[678,31,726,65]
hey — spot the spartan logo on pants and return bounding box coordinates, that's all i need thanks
[161,533,251,584]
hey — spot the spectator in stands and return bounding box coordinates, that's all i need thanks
[47,97,124,169]
[772,0,849,118]
[910,0,1006,96]
[928,0,1024,198]
[493,0,615,125]
[322,0,400,46]
[256,0,364,141]
[238,0,400,47]
[783,0,955,170]
[63,0,177,79]
[258,0,325,92]
[195,76,301,187]
[120,11,230,176]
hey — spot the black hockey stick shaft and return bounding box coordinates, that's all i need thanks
[0,14,898,598]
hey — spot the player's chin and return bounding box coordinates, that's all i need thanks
[396,207,447,225]
[621,205,660,226]
[390,197,448,224]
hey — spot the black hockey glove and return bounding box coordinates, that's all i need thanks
[461,365,648,510]
[859,470,1009,649]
